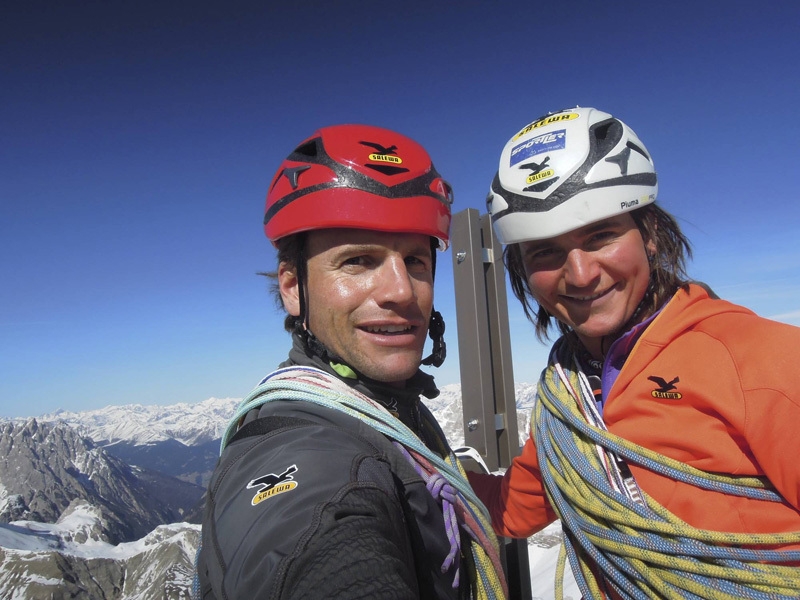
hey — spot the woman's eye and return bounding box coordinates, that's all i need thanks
[589,230,616,245]
[529,248,555,261]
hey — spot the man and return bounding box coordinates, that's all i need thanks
[195,124,506,599]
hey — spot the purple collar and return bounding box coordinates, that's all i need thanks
[597,308,662,413]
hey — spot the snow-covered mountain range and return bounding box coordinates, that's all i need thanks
[28,383,537,450]
[0,502,199,600]
[0,382,578,599]
[36,397,242,446]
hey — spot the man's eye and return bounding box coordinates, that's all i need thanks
[343,256,366,266]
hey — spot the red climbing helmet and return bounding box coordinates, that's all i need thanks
[264,124,453,249]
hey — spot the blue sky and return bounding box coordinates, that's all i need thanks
[3,1,799,418]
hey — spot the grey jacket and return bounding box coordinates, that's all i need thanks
[196,334,466,599]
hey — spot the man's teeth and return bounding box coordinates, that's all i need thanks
[364,325,411,333]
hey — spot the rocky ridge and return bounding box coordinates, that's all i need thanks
[0,502,199,600]
[0,419,203,544]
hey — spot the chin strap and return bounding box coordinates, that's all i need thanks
[302,310,447,371]
[301,308,447,371]
[421,308,446,368]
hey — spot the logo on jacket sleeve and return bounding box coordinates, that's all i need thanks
[647,375,682,399]
[247,464,299,506]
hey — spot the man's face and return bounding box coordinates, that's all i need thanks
[280,229,434,385]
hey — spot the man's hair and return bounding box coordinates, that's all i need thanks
[261,233,306,333]
[503,204,693,342]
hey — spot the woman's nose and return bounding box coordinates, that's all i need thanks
[563,249,599,287]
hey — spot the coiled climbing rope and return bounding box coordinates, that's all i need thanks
[223,365,508,600]
[535,339,800,600]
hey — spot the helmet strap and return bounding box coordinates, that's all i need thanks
[293,245,351,367]
[292,240,312,347]
[421,308,446,367]
[421,239,446,368]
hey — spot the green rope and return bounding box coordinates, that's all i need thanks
[535,339,800,599]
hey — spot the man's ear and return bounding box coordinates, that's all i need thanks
[278,263,301,317]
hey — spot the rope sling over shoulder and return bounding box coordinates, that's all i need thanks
[222,366,508,600]
[536,339,800,600]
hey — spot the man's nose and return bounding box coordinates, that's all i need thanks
[374,256,415,305]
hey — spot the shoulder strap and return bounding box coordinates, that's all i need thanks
[227,415,315,446]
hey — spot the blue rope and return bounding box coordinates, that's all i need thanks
[534,339,800,599]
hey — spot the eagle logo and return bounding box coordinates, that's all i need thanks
[359,140,409,175]
[520,156,559,192]
[359,141,398,156]
[647,375,682,399]
[520,156,550,176]
[247,464,299,506]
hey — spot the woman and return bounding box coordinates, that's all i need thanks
[469,107,800,599]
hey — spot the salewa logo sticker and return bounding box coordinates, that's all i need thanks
[648,375,682,399]
[520,156,559,192]
[512,113,579,141]
[359,140,409,175]
[526,169,555,184]
[247,464,298,506]
[518,156,553,182]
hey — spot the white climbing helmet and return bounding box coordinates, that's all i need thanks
[487,107,658,243]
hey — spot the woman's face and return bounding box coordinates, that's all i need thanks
[520,213,654,358]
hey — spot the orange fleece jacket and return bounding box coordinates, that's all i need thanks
[469,284,800,540]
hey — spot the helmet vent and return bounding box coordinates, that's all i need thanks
[594,122,613,140]
[293,139,319,157]
[590,119,623,158]
[365,164,410,176]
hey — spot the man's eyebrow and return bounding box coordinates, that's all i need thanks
[331,242,388,254]
[333,242,431,256]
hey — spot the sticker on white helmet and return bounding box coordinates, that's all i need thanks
[510,130,567,166]
[511,112,579,141]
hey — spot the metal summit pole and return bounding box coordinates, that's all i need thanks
[450,208,532,599]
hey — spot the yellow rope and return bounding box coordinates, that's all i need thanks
[533,340,800,599]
